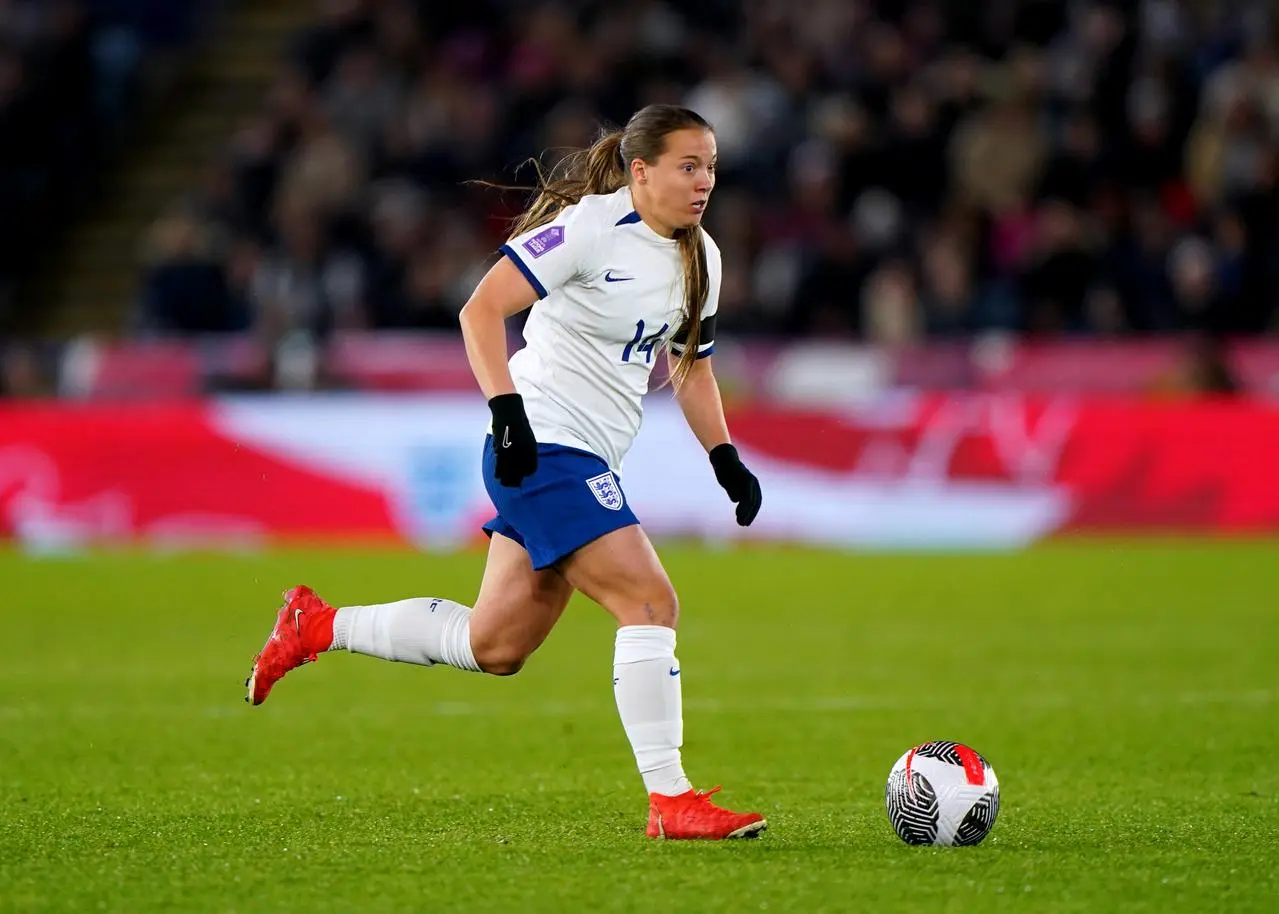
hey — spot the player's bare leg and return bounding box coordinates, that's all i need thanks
[467,532,574,675]
[559,525,766,840]
[246,533,571,704]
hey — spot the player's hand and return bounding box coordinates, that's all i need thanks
[489,393,538,487]
[709,443,762,526]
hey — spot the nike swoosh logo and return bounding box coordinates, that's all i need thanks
[294,608,304,632]
[669,667,680,677]
[501,427,511,449]
[604,271,635,283]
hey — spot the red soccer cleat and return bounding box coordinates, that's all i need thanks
[245,586,336,706]
[646,787,767,840]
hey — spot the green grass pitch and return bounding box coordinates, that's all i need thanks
[1,541,1276,912]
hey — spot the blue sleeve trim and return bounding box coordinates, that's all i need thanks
[615,210,642,226]
[499,244,548,299]
[695,343,715,360]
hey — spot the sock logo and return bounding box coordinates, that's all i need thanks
[429,599,442,612]
[669,667,680,677]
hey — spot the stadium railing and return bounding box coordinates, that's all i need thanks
[33,333,1279,402]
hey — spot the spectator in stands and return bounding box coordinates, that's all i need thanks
[138,211,247,335]
[249,192,368,341]
[1020,199,1100,335]
[919,230,977,337]
[0,343,54,398]
[1149,332,1241,397]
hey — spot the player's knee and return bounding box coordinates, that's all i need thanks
[470,636,530,676]
[616,582,679,629]
[660,587,681,629]
[484,656,527,676]
[476,648,527,677]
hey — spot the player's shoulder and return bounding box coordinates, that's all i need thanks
[699,227,722,271]
[562,188,634,230]
[699,227,722,258]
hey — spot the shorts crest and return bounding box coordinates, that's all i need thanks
[585,471,624,511]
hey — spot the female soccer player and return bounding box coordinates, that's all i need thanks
[246,104,766,840]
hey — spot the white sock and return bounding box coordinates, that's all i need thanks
[330,598,481,672]
[613,625,692,797]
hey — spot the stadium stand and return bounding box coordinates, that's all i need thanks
[2,0,1278,400]
[0,1,218,324]
[132,0,1279,343]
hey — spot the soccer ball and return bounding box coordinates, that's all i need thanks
[885,741,1000,846]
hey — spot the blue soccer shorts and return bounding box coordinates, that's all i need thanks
[480,435,640,570]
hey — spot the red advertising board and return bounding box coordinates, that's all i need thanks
[2,395,1277,549]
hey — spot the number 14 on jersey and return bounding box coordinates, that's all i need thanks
[621,320,669,364]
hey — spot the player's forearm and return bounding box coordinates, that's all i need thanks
[673,359,731,453]
[459,304,517,399]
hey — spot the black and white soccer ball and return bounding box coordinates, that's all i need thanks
[885,741,1000,846]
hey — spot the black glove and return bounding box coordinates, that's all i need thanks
[489,393,538,487]
[709,443,762,526]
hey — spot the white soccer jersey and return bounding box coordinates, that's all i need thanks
[498,187,721,471]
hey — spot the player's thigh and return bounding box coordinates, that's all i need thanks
[557,524,679,629]
[471,532,574,673]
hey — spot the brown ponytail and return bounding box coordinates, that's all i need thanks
[504,130,628,238]
[670,225,708,390]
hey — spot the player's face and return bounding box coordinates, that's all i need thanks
[644,128,717,235]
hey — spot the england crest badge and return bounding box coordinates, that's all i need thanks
[586,471,624,511]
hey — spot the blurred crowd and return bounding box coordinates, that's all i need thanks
[0,0,212,321]
[125,1,1279,342]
